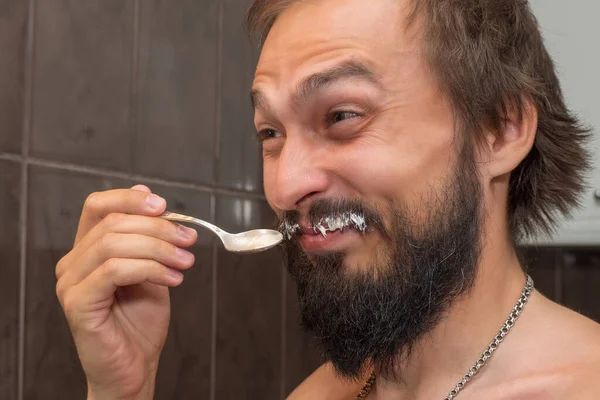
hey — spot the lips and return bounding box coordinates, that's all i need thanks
[298,225,362,254]
[297,221,351,236]
[280,210,372,253]
[280,211,370,252]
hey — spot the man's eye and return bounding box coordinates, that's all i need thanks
[327,111,360,126]
[256,128,281,142]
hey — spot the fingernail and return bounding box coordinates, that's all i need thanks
[146,194,165,210]
[168,268,184,281]
[175,248,194,263]
[177,225,196,239]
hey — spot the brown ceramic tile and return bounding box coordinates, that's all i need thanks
[24,166,130,399]
[517,246,560,301]
[217,0,264,192]
[134,182,213,399]
[135,0,218,184]
[563,249,600,322]
[215,196,283,399]
[0,160,21,400]
[29,1,134,170]
[284,274,323,396]
[0,0,28,154]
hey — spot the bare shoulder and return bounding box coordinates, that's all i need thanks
[535,293,600,396]
[286,363,365,400]
[479,290,600,399]
[528,289,600,355]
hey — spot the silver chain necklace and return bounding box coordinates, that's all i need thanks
[354,275,534,400]
[442,275,534,400]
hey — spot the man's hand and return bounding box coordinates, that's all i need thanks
[55,185,197,400]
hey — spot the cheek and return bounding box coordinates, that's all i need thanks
[262,159,278,210]
[334,131,455,205]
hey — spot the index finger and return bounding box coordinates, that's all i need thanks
[74,185,167,245]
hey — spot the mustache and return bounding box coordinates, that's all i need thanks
[277,198,389,240]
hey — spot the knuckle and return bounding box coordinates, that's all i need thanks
[103,212,126,230]
[150,259,163,270]
[100,258,120,278]
[150,239,176,263]
[55,279,66,302]
[152,259,167,273]
[83,191,102,212]
[97,232,119,252]
[164,241,179,257]
[61,291,77,315]
[55,256,68,280]
[151,217,171,236]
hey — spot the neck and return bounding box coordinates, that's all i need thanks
[373,209,528,398]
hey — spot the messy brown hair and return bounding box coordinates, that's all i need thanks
[246,0,591,243]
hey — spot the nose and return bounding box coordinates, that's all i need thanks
[268,136,329,211]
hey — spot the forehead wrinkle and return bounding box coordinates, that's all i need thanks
[251,59,384,117]
[292,59,384,108]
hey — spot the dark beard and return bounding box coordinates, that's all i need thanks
[279,150,483,381]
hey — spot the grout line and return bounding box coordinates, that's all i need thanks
[212,0,223,189]
[280,261,287,400]
[129,0,141,174]
[210,2,224,398]
[17,0,36,398]
[209,195,218,400]
[0,153,23,163]
[12,155,266,200]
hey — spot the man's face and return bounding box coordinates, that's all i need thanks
[252,0,483,378]
[253,0,460,267]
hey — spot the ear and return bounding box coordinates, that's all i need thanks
[482,98,538,179]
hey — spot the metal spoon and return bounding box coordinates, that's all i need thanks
[160,211,283,254]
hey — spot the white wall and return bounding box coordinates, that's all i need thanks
[524,0,600,246]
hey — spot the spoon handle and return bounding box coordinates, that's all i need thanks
[160,211,225,236]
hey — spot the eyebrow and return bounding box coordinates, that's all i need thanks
[250,60,382,113]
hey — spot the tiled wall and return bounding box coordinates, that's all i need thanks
[521,247,600,321]
[0,1,320,399]
[0,1,598,400]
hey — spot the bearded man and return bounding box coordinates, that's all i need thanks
[56,0,599,399]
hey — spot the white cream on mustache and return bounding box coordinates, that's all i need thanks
[282,212,368,239]
[313,213,367,237]
[281,220,300,240]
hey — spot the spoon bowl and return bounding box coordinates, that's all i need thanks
[222,229,283,253]
[160,211,283,254]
